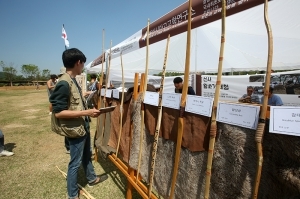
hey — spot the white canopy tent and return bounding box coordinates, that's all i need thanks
[86,0,300,75]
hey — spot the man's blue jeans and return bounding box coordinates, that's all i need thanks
[0,130,4,153]
[66,131,96,199]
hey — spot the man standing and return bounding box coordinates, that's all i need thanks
[173,77,195,95]
[50,48,108,199]
[260,86,283,106]
[238,86,260,104]
[47,74,57,115]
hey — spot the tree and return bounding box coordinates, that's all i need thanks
[21,64,39,81]
[41,69,50,80]
[1,61,18,86]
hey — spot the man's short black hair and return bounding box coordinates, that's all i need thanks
[269,86,274,93]
[50,74,57,79]
[173,77,183,84]
[62,48,86,68]
[90,74,97,79]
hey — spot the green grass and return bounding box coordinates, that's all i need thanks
[0,89,142,199]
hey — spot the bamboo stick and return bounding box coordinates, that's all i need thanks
[56,166,95,199]
[95,29,105,162]
[148,34,170,198]
[115,51,125,159]
[99,40,112,153]
[204,1,226,198]
[169,1,192,198]
[252,0,273,198]
[136,19,150,182]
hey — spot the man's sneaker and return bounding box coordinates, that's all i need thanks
[66,150,70,154]
[88,174,108,187]
[0,150,14,157]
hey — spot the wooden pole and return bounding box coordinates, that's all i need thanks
[136,19,150,182]
[204,1,226,198]
[148,34,170,198]
[108,154,158,199]
[169,0,192,198]
[95,29,105,162]
[252,0,273,198]
[100,40,112,151]
[115,51,125,158]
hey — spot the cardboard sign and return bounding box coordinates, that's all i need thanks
[106,90,112,98]
[185,95,213,117]
[269,106,300,136]
[162,93,181,110]
[144,91,159,106]
[216,102,260,129]
[113,89,119,99]
[100,89,105,96]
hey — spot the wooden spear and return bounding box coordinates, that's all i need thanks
[169,0,192,198]
[148,34,171,198]
[115,51,125,159]
[204,1,226,198]
[136,19,150,182]
[56,166,95,199]
[95,29,105,162]
[252,0,273,198]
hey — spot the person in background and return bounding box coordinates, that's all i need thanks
[36,82,40,90]
[285,80,295,94]
[88,74,99,91]
[58,67,66,79]
[47,74,58,115]
[0,129,14,157]
[238,86,260,104]
[173,77,195,95]
[50,48,108,199]
[260,86,283,106]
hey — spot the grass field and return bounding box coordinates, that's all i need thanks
[0,89,141,199]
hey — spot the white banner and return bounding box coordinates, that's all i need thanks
[201,71,300,106]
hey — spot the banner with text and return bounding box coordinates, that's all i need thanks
[201,71,300,106]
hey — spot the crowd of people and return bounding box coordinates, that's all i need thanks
[238,86,283,106]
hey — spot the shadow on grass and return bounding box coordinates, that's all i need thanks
[75,153,128,196]
[95,152,142,199]
[5,142,16,152]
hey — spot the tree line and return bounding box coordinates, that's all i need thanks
[0,61,52,86]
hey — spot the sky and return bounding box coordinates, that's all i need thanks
[0,0,186,75]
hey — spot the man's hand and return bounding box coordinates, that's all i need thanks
[83,91,93,97]
[88,108,101,118]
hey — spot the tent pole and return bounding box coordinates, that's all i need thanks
[95,29,105,162]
